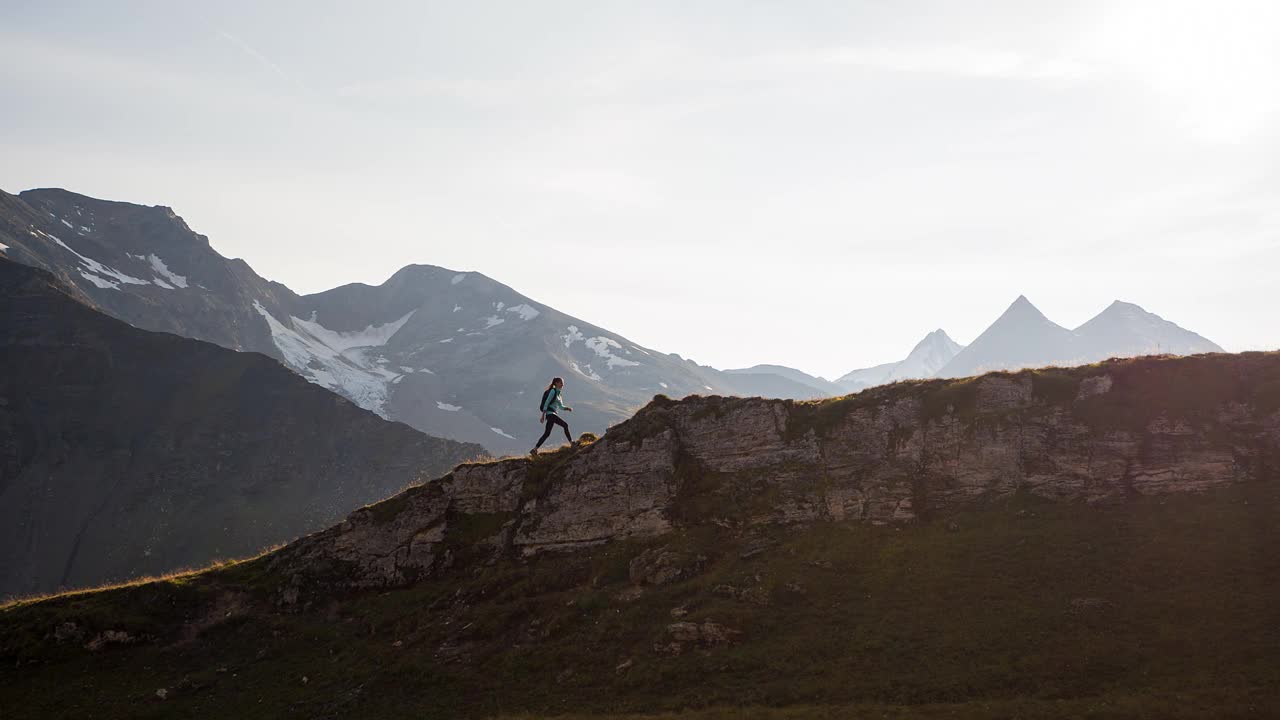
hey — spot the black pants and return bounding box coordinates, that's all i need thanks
[535,413,571,448]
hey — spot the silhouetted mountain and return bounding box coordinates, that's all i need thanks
[0,257,483,597]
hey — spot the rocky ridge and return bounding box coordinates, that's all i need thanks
[267,351,1280,605]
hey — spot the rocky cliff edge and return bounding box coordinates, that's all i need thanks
[266,352,1280,607]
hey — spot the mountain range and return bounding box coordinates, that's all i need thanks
[835,296,1222,389]
[932,295,1222,378]
[0,188,843,456]
[0,257,483,597]
[0,187,1226,455]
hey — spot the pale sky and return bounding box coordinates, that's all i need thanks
[3,0,1278,379]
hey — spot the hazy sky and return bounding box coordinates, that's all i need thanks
[3,1,1278,378]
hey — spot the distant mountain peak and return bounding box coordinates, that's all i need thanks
[835,328,965,391]
[1002,294,1047,318]
[1097,299,1146,316]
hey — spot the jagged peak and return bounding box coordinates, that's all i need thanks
[922,328,957,344]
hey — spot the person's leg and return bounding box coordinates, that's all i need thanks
[557,414,572,442]
[534,417,556,449]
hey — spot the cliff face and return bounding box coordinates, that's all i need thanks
[270,352,1280,602]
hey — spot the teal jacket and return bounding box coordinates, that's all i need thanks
[541,387,565,414]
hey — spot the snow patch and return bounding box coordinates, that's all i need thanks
[584,336,641,369]
[659,382,669,388]
[252,301,410,417]
[451,273,466,285]
[494,301,505,311]
[453,305,462,312]
[291,310,415,354]
[36,230,147,287]
[483,315,505,329]
[507,303,540,320]
[570,361,603,382]
[562,325,585,348]
[60,219,73,229]
[152,278,174,289]
[439,338,454,343]
[148,254,188,288]
[79,271,119,290]
[490,427,515,439]
[437,401,462,412]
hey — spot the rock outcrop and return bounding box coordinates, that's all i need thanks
[267,352,1280,604]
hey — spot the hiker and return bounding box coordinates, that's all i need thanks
[532,376,573,454]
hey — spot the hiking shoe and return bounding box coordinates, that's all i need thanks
[530,448,539,456]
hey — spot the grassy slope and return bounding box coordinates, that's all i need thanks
[3,481,1279,719]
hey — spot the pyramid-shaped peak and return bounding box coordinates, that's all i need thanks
[997,295,1052,323]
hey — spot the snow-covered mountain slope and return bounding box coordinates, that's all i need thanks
[246,264,743,453]
[836,329,964,392]
[0,256,483,597]
[0,188,296,356]
[0,188,819,455]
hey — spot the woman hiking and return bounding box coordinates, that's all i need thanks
[532,376,573,455]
